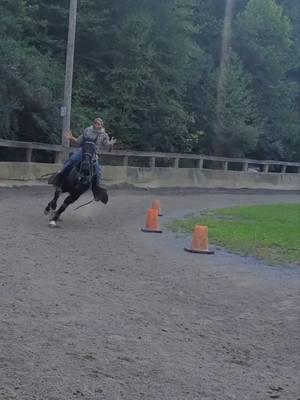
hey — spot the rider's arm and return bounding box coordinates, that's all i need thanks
[69,136,79,145]
[65,131,81,146]
[99,131,116,152]
[75,134,84,146]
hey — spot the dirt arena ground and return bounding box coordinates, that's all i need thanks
[0,187,299,400]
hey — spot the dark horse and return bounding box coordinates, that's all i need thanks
[44,141,108,227]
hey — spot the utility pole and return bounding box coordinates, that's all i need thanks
[61,0,78,147]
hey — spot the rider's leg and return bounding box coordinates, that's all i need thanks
[52,149,82,186]
[60,149,82,176]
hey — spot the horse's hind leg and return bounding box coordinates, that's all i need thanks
[49,193,80,226]
[44,188,61,215]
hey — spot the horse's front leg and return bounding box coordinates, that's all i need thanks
[49,193,80,227]
[44,188,61,215]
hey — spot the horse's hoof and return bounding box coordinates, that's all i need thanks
[44,209,50,216]
[48,221,58,228]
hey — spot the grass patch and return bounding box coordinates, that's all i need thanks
[168,204,300,265]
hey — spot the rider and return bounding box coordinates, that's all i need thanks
[53,117,116,187]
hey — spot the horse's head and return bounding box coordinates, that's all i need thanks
[80,141,97,177]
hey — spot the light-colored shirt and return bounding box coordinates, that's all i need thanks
[77,126,111,153]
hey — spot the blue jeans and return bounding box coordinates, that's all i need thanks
[61,149,101,181]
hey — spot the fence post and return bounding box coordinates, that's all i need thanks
[174,158,179,168]
[263,164,269,173]
[222,161,228,171]
[123,155,128,167]
[25,147,32,162]
[149,157,156,169]
[198,159,204,169]
[281,165,287,174]
[55,151,64,164]
[242,162,248,171]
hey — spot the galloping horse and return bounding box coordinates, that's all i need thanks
[45,141,108,227]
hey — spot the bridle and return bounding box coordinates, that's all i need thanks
[78,140,97,183]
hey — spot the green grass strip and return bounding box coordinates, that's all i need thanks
[168,203,300,265]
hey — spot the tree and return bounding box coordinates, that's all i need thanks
[235,0,299,160]
[211,49,260,157]
[0,0,63,143]
[74,0,199,151]
[0,0,299,160]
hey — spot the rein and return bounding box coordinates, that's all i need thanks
[74,198,94,211]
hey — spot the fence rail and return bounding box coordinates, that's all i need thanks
[0,139,299,173]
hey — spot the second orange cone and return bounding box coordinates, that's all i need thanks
[184,225,214,254]
[152,199,162,216]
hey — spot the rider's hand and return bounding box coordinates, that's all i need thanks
[109,137,117,146]
[64,131,73,141]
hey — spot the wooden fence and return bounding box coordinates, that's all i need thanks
[0,139,299,174]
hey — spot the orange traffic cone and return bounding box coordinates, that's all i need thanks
[141,208,162,233]
[152,199,163,216]
[184,225,214,254]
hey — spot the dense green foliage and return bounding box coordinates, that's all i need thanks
[0,0,299,160]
